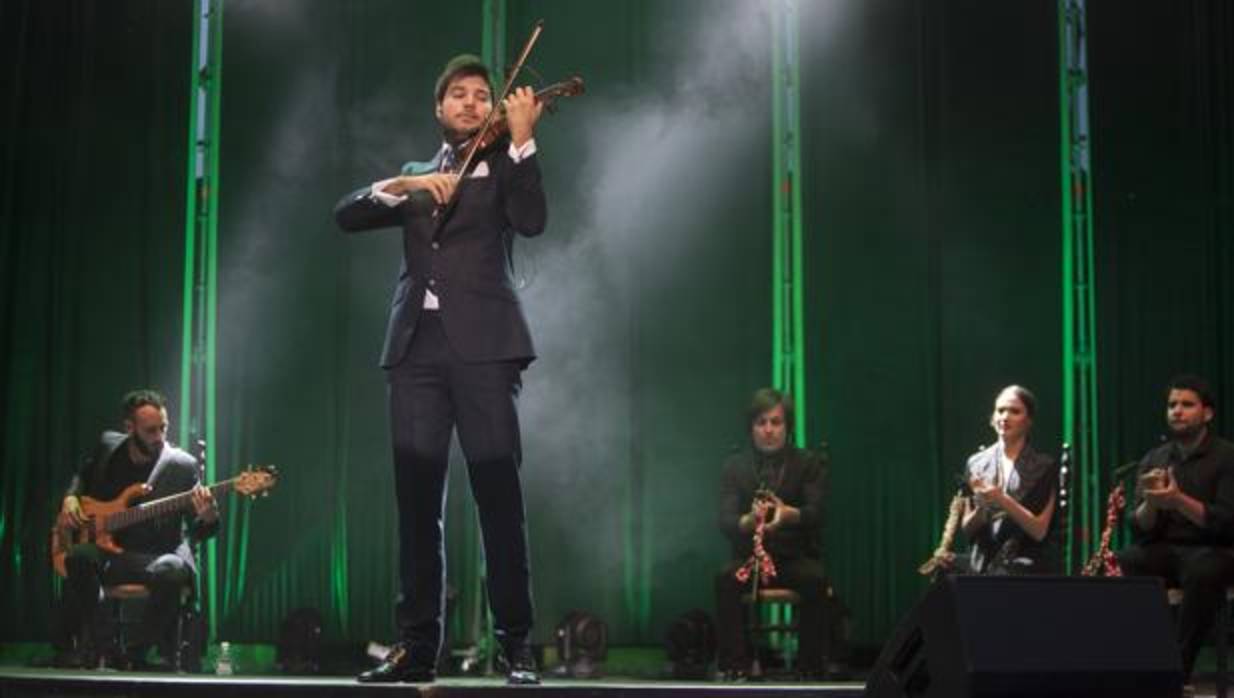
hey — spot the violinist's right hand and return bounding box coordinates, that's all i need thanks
[59,496,87,529]
[380,174,459,206]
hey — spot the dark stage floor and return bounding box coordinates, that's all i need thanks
[0,668,864,698]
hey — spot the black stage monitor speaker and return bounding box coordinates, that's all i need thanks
[865,575,1182,698]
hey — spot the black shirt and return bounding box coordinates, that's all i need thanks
[718,447,826,561]
[97,442,155,501]
[100,443,178,554]
[1132,433,1234,546]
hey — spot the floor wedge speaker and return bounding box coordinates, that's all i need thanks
[865,575,1182,698]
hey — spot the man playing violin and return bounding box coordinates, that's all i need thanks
[1118,374,1234,685]
[334,54,545,685]
[53,389,218,668]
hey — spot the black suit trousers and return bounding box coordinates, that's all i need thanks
[387,311,534,656]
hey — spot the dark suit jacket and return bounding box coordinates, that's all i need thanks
[964,442,1060,574]
[66,431,217,574]
[334,140,547,368]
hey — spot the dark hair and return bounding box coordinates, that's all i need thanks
[1166,374,1216,410]
[997,385,1037,419]
[121,389,167,421]
[747,388,795,435]
[434,54,491,103]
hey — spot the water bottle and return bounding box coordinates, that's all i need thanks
[215,641,234,676]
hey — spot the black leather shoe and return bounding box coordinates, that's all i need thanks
[357,644,435,683]
[501,643,540,685]
[719,668,749,682]
[52,647,98,670]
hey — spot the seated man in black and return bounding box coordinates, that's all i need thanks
[1118,374,1234,683]
[715,388,828,680]
[54,389,218,667]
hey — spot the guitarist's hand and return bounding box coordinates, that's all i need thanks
[191,485,219,523]
[59,496,87,529]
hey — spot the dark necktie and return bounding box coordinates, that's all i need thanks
[439,146,457,174]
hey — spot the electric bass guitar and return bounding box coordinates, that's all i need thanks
[50,465,278,577]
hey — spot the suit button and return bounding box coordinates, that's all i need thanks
[428,279,436,287]
[431,242,440,250]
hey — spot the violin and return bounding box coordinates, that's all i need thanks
[447,76,586,171]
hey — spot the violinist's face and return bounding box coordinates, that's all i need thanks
[436,74,492,137]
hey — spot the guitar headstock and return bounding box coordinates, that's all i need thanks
[235,465,279,498]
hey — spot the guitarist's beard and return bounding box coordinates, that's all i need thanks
[132,435,163,461]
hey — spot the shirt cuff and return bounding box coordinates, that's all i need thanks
[369,177,407,207]
[508,138,537,163]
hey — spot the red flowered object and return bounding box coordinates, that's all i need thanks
[734,505,777,586]
[1082,483,1125,577]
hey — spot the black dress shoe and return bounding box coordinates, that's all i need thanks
[501,644,540,685]
[719,668,749,682]
[52,647,98,670]
[357,644,435,683]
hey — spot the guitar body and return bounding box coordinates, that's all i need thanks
[49,483,151,578]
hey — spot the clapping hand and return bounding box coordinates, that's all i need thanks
[1141,467,1179,510]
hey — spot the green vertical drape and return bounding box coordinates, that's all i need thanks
[1,0,191,640]
[801,0,1064,644]
[1087,1,1234,552]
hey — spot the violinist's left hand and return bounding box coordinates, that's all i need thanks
[504,86,543,149]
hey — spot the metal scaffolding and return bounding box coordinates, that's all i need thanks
[1058,0,1101,573]
[179,0,224,637]
[771,0,807,447]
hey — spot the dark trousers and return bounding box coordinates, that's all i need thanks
[59,543,191,655]
[1118,542,1234,678]
[714,556,828,674]
[387,312,533,660]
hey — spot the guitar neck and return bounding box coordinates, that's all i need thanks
[106,479,233,532]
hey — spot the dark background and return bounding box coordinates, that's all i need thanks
[2,0,1231,654]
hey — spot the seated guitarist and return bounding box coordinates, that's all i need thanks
[53,389,218,668]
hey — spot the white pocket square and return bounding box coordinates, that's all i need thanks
[468,161,490,178]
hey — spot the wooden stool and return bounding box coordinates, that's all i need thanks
[97,583,193,671]
[741,588,802,677]
[99,583,152,668]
